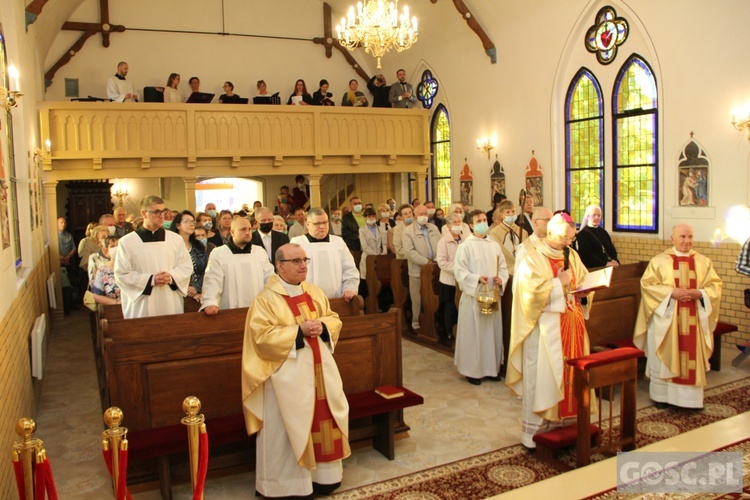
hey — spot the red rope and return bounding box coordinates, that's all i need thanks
[34,459,46,500]
[13,459,26,500]
[116,448,130,500]
[44,457,59,500]
[192,430,210,500]
[102,448,113,476]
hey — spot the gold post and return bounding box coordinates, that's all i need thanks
[102,407,127,498]
[181,396,205,500]
[13,418,41,500]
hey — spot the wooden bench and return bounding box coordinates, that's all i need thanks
[390,258,410,330]
[101,303,419,497]
[417,262,440,342]
[365,253,395,314]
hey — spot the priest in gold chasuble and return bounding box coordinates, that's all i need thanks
[242,243,349,498]
[634,224,721,409]
[507,213,594,448]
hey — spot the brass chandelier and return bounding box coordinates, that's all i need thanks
[336,0,419,69]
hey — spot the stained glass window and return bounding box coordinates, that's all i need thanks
[613,55,658,232]
[565,68,604,225]
[431,105,451,210]
[417,70,439,110]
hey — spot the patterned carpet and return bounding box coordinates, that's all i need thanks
[328,377,750,499]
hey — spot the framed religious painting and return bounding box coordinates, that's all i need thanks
[490,156,505,200]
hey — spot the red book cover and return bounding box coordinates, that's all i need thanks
[375,385,405,399]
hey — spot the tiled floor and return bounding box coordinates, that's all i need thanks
[31,308,750,499]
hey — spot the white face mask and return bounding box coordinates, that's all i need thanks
[450,225,463,235]
[366,218,377,225]
[417,216,429,225]
[107,226,116,235]
[504,215,516,225]
[380,212,391,219]
[427,208,436,216]
[353,205,363,213]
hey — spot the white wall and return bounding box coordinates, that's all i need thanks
[37,0,750,244]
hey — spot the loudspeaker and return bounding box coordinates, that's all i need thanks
[143,87,164,103]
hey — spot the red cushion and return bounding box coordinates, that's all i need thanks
[347,387,424,420]
[567,347,644,371]
[714,322,738,335]
[533,423,600,448]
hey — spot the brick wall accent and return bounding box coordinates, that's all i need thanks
[0,255,50,498]
[613,236,750,348]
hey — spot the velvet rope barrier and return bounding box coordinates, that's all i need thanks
[192,428,209,500]
[34,458,46,500]
[12,455,26,500]
[43,456,59,500]
[102,445,113,476]
[116,445,131,500]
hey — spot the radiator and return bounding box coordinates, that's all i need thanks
[31,313,47,379]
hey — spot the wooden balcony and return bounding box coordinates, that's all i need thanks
[38,102,431,181]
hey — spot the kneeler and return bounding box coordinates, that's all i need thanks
[567,347,644,467]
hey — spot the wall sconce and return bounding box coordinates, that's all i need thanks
[476,137,495,159]
[33,140,51,162]
[112,179,129,207]
[1,64,24,111]
[732,107,750,141]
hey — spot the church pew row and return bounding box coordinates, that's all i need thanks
[99,303,421,495]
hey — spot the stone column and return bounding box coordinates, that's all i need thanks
[414,170,427,203]
[183,177,197,214]
[308,174,322,208]
[43,180,64,317]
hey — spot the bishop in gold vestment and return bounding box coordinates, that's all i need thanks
[634,224,721,409]
[242,244,350,497]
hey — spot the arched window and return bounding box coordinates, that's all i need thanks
[565,68,604,224]
[612,54,658,232]
[430,104,451,210]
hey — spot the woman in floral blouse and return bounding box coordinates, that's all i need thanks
[92,235,121,305]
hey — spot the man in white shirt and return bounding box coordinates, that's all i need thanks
[106,62,138,102]
[251,206,290,267]
[201,216,274,314]
[287,208,308,239]
[290,207,359,301]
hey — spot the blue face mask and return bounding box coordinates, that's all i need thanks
[162,221,172,229]
[198,238,208,246]
[404,217,414,225]
[472,222,488,235]
[207,209,217,218]
[388,203,396,211]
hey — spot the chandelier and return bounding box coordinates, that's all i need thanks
[336,0,418,69]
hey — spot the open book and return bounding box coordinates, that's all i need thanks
[575,266,613,293]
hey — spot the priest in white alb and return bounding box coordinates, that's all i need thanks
[633,223,721,409]
[506,213,593,448]
[514,206,553,273]
[242,243,350,497]
[200,216,274,314]
[290,207,359,301]
[115,195,193,318]
[453,210,509,385]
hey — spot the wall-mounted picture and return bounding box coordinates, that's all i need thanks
[490,157,505,200]
[525,154,544,207]
[677,139,709,207]
[460,162,473,206]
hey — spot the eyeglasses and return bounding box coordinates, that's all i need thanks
[308,221,329,227]
[278,258,311,266]
[181,219,195,225]
[146,209,169,217]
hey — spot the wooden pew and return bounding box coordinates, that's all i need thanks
[100,302,419,495]
[417,262,440,342]
[365,253,395,314]
[390,259,410,329]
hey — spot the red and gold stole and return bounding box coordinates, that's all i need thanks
[670,255,699,385]
[282,293,345,463]
[548,257,587,419]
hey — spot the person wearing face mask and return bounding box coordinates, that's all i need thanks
[329,208,344,236]
[436,213,466,346]
[441,202,471,240]
[402,204,441,332]
[390,204,414,257]
[192,227,216,258]
[376,203,395,233]
[272,215,288,234]
[454,210,509,385]
[571,204,619,270]
[169,211,209,303]
[291,175,310,210]
[489,200,528,272]
[251,206,290,267]
[358,207,388,292]
[277,186,291,210]
[87,224,115,286]
[423,200,443,232]
[386,198,397,212]
[341,196,365,252]
[205,203,218,219]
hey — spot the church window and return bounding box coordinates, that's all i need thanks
[430,104,451,210]
[612,54,658,232]
[417,70,439,110]
[565,68,604,224]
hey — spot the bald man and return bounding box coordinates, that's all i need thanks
[106,61,138,102]
[200,216,274,315]
[634,223,722,409]
[514,206,553,272]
